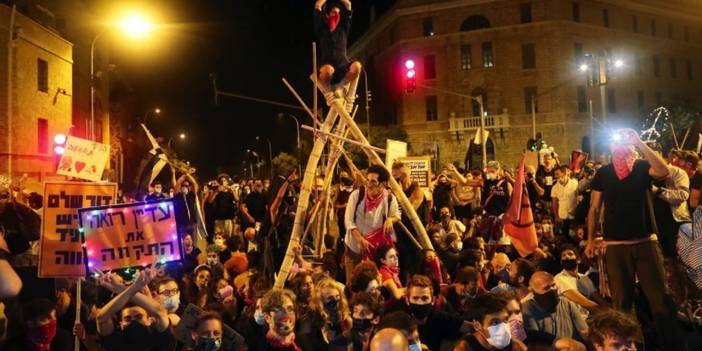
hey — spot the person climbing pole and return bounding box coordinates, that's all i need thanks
[314,0,362,105]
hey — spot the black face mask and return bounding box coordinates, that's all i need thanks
[561,259,578,271]
[341,177,354,186]
[325,299,340,313]
[352,318,373,331]
[408,303,432,320]
[533,289,559,313]
[123,322,151,344]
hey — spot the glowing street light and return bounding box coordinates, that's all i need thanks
[119,14,154,38]
[613,59,624,68]
[179,133,186,140]
[579,63,589,72]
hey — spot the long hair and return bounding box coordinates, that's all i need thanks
[311,277,351,331]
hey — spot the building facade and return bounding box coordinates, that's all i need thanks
[350,0,702,169]
[0,3,73,188]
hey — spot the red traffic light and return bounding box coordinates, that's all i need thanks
[404,59,415,70]
[406,69,416,78]
[54,134,67,145]
[54,146,65,155]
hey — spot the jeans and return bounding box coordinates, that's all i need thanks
[605,241,683,349]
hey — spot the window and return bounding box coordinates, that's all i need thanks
[651,20,656,36]
[37,118,48,153]
[655,92,662,106]
[482,42,494,68]
[637,91,644,113]
[602,9,609,27]
[684,26,689,41]
[37,58,48,92]
[522,43,536,69]
[632,15,639,33]
[460,16,491,32]
[653,55,660,77]
[460,45,472,70]
[471,89,488,116]
[635,53,642,75]
[607,88,616,113]
[424,55,436,79]
[668,22,673,39]
[670,57,677,78]
[520,3,532,23]
[574,43,583,63]
[577,86,587,113]
[524,86,538,113]
[687,59,693,80]
[426,96,438,121]
[572,2,580,22]
[422,17,434,36]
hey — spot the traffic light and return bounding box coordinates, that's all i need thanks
[404,59,416,94]
[53,134,67,155]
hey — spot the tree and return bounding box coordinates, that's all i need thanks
[641,97,702,151]
[272,152,299,176]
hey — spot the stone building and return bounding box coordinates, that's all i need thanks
[0,3,73,187]
[350,0,702,169]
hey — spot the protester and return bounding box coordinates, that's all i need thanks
[554,244,598,314]
[587,309,639,351]
[453,293,527,351]
[145,180,168,201]
[260,288,301,351]
[208,174,237,238]
[551,166,578,236]
[376,245,405,301]
[349,292,382,351]
[0,234,21,298]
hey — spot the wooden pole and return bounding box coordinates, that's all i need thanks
[313,42,318,122]
[322,84,434,251]
[681,127,691,150]
[670,122,680,149]
[74,278,81,351]
[274,77,360,288]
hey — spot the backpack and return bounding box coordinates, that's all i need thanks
[677,206,702,289]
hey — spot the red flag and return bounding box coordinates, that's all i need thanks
[503,155,538,257]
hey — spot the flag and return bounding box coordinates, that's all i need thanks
[502,154,538,257]
[135,124,168,196]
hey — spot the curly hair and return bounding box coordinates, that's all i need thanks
[311,277,351,330]
[261,288,297,314]
[588,309,639,347]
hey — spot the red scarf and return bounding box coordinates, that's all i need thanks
[361,227,394,260]
[612,146,636,180]
[380,265,402,288]
[364,189,386,212]
[266,330,302,351]
[327,12,340,31]
[425,258,444,285]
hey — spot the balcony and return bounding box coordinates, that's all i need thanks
[448,114,510,133]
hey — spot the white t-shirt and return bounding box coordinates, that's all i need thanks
[551,178,578,220]
[344,189,401,254]
[554,270,597,297]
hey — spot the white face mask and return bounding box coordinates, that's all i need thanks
[214,239,225,247]
[409,341,422,351]
[455,241,463,251]
[254,309,266,326]
[486,322,512,349]
[161,294,180,312]
[542,224,552,233]
[207,257,219,266]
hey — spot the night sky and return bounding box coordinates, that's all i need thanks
[111,0,395,180]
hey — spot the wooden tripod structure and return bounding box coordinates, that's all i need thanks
[273,67,434,288]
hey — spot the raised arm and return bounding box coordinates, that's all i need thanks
[585,190,603,258]
[623,129,669,179]
[0,235,22,298]
[339,0,352,11]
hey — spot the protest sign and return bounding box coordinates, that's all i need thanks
[398,156,432,189]
[38,182,116,278]
[385,139,408,168]
[570,150,589,173]
[57,136,110,182]
[174,304,245,349]
[80,199,181,272]
[473,128,490,145]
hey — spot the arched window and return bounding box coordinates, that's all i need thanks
[471,88,488,117]
[465,137,495,170]
[460,15,491,32]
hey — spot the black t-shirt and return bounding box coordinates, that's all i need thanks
[243,192,268,224]
[482,179,509,216]
[99,324,176,351]
[590,160,654,240]
[313,8,352,67]
[417,309,464,351]
[173,192,197,227]
[691,171,702,192]
[433,183,453,211]
[213,191,236,220]
[536,165,556,200]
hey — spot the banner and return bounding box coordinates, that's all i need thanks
[398,156,432,189]
[38,182,117,277]
[385,139,408,169]
[80,199,181,272]
[57,136,110,182]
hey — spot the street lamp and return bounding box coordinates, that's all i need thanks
[90,12,154,141]
[142,107,161,124]
[277,113,302,175]
[247,149,261,178]
[256,136,273,179]
[167,133,186,148]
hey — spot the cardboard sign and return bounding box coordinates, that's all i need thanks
[473,128,490,145]
[174,304,246,349]
[80,199,181,272]
[38,182,117,278]
[398,156,432,189]
[385,139,408,168]
[570,150,589,173]
[57,136,110,182]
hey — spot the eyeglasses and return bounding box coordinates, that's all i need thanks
[158,288,179,297]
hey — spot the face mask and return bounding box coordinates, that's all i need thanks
[409,341,422,351]
[181,187,190,194]
[207,257,219,266]
[533,289,559,312]
[123,321,151,344]
[325,298,340,312]
[352,318,373,331]
[341,177,353,186]
[561,258,578,271]
[327,11,340,31]
[486,173,497,180]
[495,269,509,283]
[455,241,463,251]
[214,239,225,247]
[27,319,57,347]
[162,294,180,312]
[486,322,512,349]
[508,313,527,342]
[254,310,266,326]
[542,224,552,233]
[408,303,432,320]
[440,214,451,222]
[196,337,222,351]
[462,287,478,299]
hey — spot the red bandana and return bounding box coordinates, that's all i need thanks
[327,12,340,32]
[612,146,635,180]
[380,265,402,288]
[266,331,302,351]
[364,189,385,212]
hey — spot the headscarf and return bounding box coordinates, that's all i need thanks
[611,146,636,180]
[327,11,340,32]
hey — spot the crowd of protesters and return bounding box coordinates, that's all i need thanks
[1,129,702,351]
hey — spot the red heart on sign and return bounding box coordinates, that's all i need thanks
[74,161,86,173]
